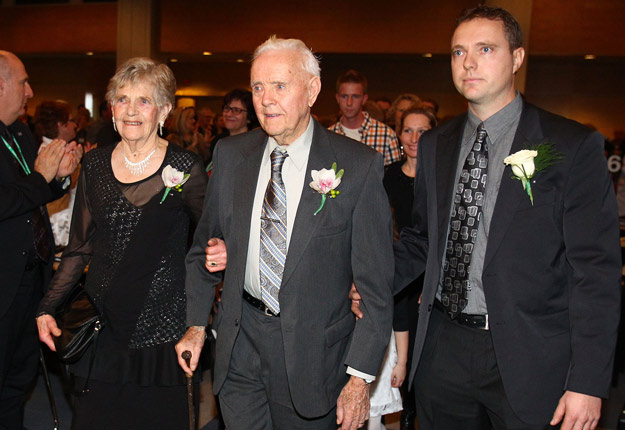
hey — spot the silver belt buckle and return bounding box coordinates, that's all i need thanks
[483,314,489,330]
[264,307,274,317]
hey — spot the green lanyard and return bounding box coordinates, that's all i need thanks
[2,134,31,175]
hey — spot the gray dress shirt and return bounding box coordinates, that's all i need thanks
[437,93,523,315]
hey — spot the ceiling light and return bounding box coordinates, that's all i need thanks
[422,53,433,58]
[584,54,596,60]
[203,51,213,56]
[86,52,94,56]
[170,58,179,63]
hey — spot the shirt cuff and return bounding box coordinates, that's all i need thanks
[346,366,375,383]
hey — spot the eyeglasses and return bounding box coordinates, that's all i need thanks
[223,105,247,115]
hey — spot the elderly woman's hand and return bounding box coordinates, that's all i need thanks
[36,314,61,352]
[175,327,207,376]
[205,238,227,272]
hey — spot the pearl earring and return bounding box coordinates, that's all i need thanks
[159,121,164,136]
[112,116,117,132]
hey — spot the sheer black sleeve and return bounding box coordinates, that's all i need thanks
[182,157,207,225]
[38,167,95,316]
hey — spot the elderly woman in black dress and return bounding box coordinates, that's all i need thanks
[36,57,215,429]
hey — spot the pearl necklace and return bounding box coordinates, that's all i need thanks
[121,146,158,176]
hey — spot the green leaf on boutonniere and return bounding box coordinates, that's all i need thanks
[530,143,562,173]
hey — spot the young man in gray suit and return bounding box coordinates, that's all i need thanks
[390,6,621,430]
[177,37,394,429]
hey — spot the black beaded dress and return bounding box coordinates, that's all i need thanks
[38,143,207,430]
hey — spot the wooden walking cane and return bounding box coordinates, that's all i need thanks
[182,350,196,430]
[39,348,60,430]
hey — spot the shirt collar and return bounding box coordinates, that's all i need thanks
[267,115,314,172]
[466,92,523,144]
[360,111,371,133]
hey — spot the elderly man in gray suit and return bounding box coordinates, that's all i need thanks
[176,36,394,430]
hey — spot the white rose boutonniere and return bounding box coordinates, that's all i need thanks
[160,165,190,204]
[504,143,561,205]
[309,162,344,215]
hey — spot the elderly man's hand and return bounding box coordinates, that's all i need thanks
[349,283,363,320]
[336,376,370,430]
[205,238,227,272]
[175,327,207,376]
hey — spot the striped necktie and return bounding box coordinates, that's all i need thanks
[259,148,288,315]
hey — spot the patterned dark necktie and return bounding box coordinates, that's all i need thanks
[259,148,288,315]
[441,123,488,319]
[3,128,52,262]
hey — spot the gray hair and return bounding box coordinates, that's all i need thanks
[106,57,176,110]
[252,35,320,78]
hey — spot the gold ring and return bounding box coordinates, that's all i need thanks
[209,261,217,267]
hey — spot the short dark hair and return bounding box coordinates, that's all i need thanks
[33,100,71,140]
[456,5,523,51]
[336,69,368,94]
[223,88,259,129]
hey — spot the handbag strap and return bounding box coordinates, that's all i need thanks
[75,319,102,396]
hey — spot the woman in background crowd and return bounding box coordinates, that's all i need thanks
[167,106,211,163]
[211,88,259,149]
[383,107,437,430]
[388,93,421,134]
[33,100,79,248]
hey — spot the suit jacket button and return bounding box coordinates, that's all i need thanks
[21,251,27,256]
[428,304,432,312]
[26,219,31,224]
[234,319,239,326]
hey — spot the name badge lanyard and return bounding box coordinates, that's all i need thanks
[2,135,32,175]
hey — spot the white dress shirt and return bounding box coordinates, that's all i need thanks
[244,117,314,299]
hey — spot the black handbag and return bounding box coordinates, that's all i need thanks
[54,283,103,364]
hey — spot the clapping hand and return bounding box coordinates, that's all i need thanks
[56,140,83,179]
[34,139,66,183]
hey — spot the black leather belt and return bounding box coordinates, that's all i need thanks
[434,299,489,330]
[243,290,280,317]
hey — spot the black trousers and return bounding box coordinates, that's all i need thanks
[0,264,43,430]
[414,306,554,430]
[219,300,336,430]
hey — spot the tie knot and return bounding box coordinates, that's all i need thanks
[271,148,288,171]
[476,123,487,143]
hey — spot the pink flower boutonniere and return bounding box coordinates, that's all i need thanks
[160,165,190,204]
[309,162,344,215]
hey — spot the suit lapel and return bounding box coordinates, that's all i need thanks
[435,115,466,268]
[231,132,267,291]
[483,103,544,268]
[281,121,335,288]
